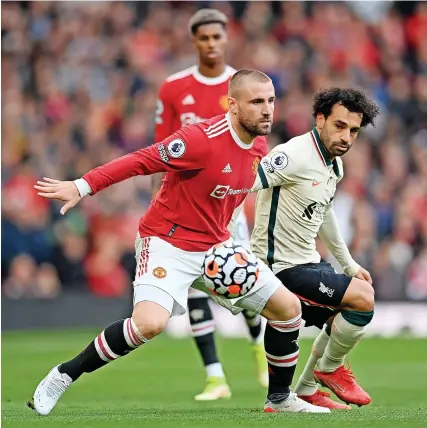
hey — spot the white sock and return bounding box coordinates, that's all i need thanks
[317,313,367,373]
[206,362,225,378]
[294,326,330,396]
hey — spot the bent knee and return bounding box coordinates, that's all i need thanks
[287,292,302,320]
[343,278,375,312]
[262,286,301,322]
[132,317,167,340]
[274,288,301,321]
[357,281,375,312]
[132,301,170,339]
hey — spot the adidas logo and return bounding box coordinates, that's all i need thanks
[182,94,195,105]
[222,164,232,173]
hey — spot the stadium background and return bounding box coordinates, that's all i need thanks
[2,1,427,328]
[2,2,427,427]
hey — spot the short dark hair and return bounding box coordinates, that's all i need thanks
[313,88,380,128]
[188,9,228,36]
[228,69,271,98]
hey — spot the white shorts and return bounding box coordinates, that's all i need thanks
[133,234,282,317]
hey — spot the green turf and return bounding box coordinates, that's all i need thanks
[2,329,426,427]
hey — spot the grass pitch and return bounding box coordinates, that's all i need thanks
[2,329,426,427]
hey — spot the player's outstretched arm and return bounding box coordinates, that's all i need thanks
[83,127,209,196]
[35,126,210,214]
[318,206,372,284]
[35,178,82,215]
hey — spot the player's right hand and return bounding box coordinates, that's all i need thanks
[354,266,373,285]
[34,177,81,215]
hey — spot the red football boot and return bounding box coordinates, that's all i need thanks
[298,390,351,410]
[313,365,371,406]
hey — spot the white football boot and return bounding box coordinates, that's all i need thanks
[27,365,72,415]
[264,391,331,413]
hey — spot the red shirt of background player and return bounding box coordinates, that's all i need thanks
[82,114,266,252]
[154,65,236,142]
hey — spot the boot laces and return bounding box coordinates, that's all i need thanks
[45,372,70,399]
[316,390,331,398]
[340,362,357,381]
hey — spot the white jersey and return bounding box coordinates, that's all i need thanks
[228,204,250,248]
[251,128,359,276]
[234,209,250,247]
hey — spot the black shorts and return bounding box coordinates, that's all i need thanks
[276,261,352,329]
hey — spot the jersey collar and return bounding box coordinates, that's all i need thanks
[226,113,253,150]
[192,65,235,86]
[311,128,341,176]
[311,128,332,166]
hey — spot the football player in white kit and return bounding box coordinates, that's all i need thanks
[251,88,380,409]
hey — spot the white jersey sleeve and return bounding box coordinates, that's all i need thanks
[228,204,250,248]
[252,142,305,192]
[318,202,360,276]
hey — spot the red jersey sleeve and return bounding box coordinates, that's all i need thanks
[83,125,210,195]
[154,81,175,143]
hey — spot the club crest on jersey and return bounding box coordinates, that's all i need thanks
[270,152,288,170]
[219,95,229,112]
[252,157,260,175]
[153,266,167,279]
[167,139,186,158]
[319,282,334,298]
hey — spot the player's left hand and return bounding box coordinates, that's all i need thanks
[354,267,372,285]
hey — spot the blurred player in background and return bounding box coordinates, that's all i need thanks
[153,9,268,400]
[251,88,380,409]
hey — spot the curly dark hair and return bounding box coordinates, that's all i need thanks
[312,88,380,128]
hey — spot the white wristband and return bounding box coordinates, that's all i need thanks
[73,178,92,198]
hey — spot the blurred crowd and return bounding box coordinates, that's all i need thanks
[2,1,427,301]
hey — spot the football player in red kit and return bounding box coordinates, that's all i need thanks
[153,9,268,399]
[29,70,329,415]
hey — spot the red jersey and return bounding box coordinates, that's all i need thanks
[154,65,235,141]
[83,114,267,252]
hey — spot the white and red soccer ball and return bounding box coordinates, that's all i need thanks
[202,242,259,299]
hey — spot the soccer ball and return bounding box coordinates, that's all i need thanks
[201,242,259,299]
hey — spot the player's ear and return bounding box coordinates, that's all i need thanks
[228,97,238,114]
[316,113,325,129]
[192,35,198,50]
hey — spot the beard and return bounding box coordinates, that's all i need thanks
[320,128,351,158]
[330,141,351,157]
[237,111,272,136]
